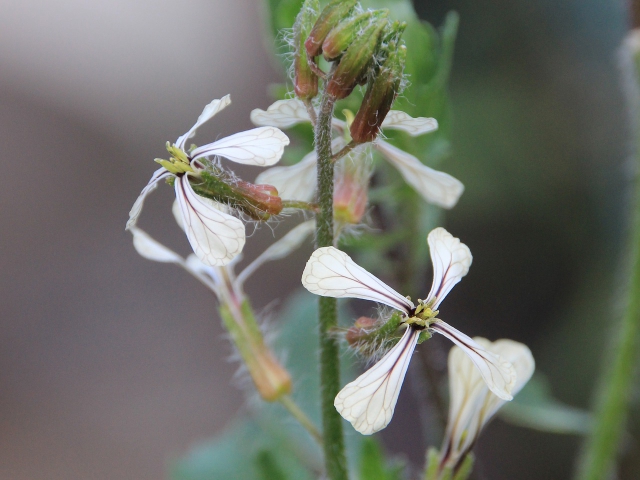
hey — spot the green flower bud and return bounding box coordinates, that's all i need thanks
[219,301,292,402]
[350,43,406,143]
[195,172,283,221]
[321,10,380,62]
[304,0,357,58]
[325,14,388,100]
[293,0,319,100]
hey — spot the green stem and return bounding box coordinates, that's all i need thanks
[316,91,348,480]
[574,32,640,480]
[280,395,323,445]
[281,199,320,212]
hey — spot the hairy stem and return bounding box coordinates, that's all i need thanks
[315,90,348,480]
[575,31,640,480]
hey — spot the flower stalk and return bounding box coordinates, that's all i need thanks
[315,83,349,480]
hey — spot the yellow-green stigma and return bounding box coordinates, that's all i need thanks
[154,142,194,175]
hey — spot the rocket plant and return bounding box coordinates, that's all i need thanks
[123,0,640,479]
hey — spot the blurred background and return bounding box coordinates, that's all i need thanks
[0,0,634,479]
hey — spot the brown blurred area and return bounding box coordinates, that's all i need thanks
[0,1,297,478]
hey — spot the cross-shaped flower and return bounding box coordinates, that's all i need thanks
[301,227,516,434]
[126,95,290,266]
[250,98,463,209]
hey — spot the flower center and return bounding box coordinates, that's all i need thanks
[405,299,438,329]
[154,142,194,175]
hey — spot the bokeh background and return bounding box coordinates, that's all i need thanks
[0,0,635,479]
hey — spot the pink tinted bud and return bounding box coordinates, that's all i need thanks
[235,180,283,219]
[334,156,371,225]
[346,316,378,345]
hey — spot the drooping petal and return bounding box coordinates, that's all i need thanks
[375,140,463,209]
[335,327,420,435]
[176,95,232,150]
[130,226,184,264]
[425,227,472,309]
[430,321,516,401]
[236,220,315,289]
[255,149,318,202]
[250,99,311,128]
[302,246,414,313]
[475,339,535,421]
[175,174,245,266]
[380,111,438,136]
[126,168,172,230]
[191,127,290,166]
[442,338,534,466]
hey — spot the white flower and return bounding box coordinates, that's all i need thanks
[440,338,534,470]
[301,227,516,435]
[126,95,290,266]
[251,99,463,209]
[131,201,315,302]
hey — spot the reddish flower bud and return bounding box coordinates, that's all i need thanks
[304,0,357,58]
[293,0,319,99]
[346,316,378,346]
[235,180,283,220]
[325,14,388,100]
[350,43,406,143]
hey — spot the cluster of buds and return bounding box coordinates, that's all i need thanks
[293,0,407,142]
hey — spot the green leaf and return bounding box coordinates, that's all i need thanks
[500,373,593,435]
[358,437,405,480]
[170,420,315,480]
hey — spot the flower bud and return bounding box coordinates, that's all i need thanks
[293,0,319,99]
[321,10,376,62]
[350,43,406,143]
[345,316,377,345]
[334,153,371,225]
[234,180,283,220]
[304,0,357,58]
[325,14,388,100]
[220,301,292,402]
[196,172,283,221]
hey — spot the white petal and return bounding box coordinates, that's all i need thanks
[236,220,315,288]
[335,328,419,434]
[431,321,516,401]
[172,199,184,231]
[250,99,311,128]
[476,339,535,422]
[380,111,438,136]
[254,137,345,202]
[175,175,245,266]
[425,227,472,309]
[176,95,232,150]
[443,338,534,463]
[375,140,463,209]
[302,247,414,313]
[255,149,318,202]
[192,127,290,166]
[130,226,184,264]
[126,168,172,230]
